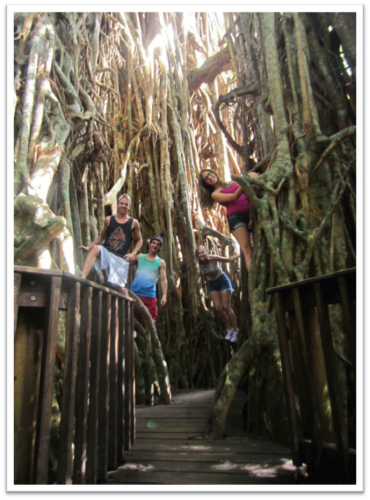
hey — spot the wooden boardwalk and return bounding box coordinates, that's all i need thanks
[105,389,300,486]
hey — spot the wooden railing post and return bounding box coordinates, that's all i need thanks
[14,268,136,485]
[124,300,133,451]
[86,289,102,484]
[33,276,62,484]
[97,293,111,482]
[14,273,22,335]
[292,288,323,456]
[338,276,356,380]
[274,293,301,465]
[57,281,81,484]
[108,296,119,471]
[130,302,135,446]
[73,285,93,484]
[314,282,349,480]
[267,268,355,483]
[117,298,126,464]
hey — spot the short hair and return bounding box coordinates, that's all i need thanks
[118,194,131,203]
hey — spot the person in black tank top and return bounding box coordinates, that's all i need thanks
[80,194,142,295]
[103,216,134,257]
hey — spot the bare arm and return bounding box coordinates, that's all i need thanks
[159,260,168,307]
[81,216,109,251]
[124,219,143,262]
[130,253,142,266]
[210,254,240,264]
[211,173,259,204]
[211,186,243,204]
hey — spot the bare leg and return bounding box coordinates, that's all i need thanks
[220,290,238,332]
[119,286,129,297]
[210,291,232,330]
[81,246,101,278]
[233,226,253,273]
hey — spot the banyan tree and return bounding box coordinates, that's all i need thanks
[13,11,356,442]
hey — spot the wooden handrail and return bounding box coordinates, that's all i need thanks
[266,268,356,483]
[14,267,135,484]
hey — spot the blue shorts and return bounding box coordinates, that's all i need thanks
[227,212,250,233]
[207,272,233,293]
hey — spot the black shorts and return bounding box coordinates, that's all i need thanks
[227,212,250,233]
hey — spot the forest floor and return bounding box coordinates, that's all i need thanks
[104,388,302,486]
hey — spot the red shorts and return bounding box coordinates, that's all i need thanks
[136,296,158,321]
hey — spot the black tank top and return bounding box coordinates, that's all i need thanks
[103,216,134,258]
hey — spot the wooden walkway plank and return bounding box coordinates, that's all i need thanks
[106,470,297,485]
[105,389,298,486]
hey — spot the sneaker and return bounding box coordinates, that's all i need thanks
[225,329,233,341]
[230,331,239,343]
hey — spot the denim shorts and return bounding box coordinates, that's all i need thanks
[227,212,250,233]
[207,272,233,293]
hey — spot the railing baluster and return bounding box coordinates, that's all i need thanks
[14,273,22,335]
[124,300,132,451]
[337,276,356,379]
[57,282,81,484]
[314,281,349,480]
[14,268,136,485]
[33,276,62,484]
[117,298,125,464]
[73,285,93,484]
[97,293,111,482]
[274,293,301,465]
[292,288,323,453]
[108,296,119,471]
[86,289,102,484]
[288,312,313,436]
[130,303,135,445]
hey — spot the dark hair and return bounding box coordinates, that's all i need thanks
[198,169,227,210]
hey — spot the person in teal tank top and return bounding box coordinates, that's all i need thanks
[130,235,168,321]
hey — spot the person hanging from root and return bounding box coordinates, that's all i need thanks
[80,194,142,296]
[196,245,240,343]
[130,235,168,323]
[198,169,258,273]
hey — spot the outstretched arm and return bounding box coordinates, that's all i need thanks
[159,260,168,307]
[210,254,240,264]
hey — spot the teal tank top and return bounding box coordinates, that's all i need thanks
[130,255,161,298]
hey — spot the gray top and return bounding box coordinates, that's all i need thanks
[199,258,223,281]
